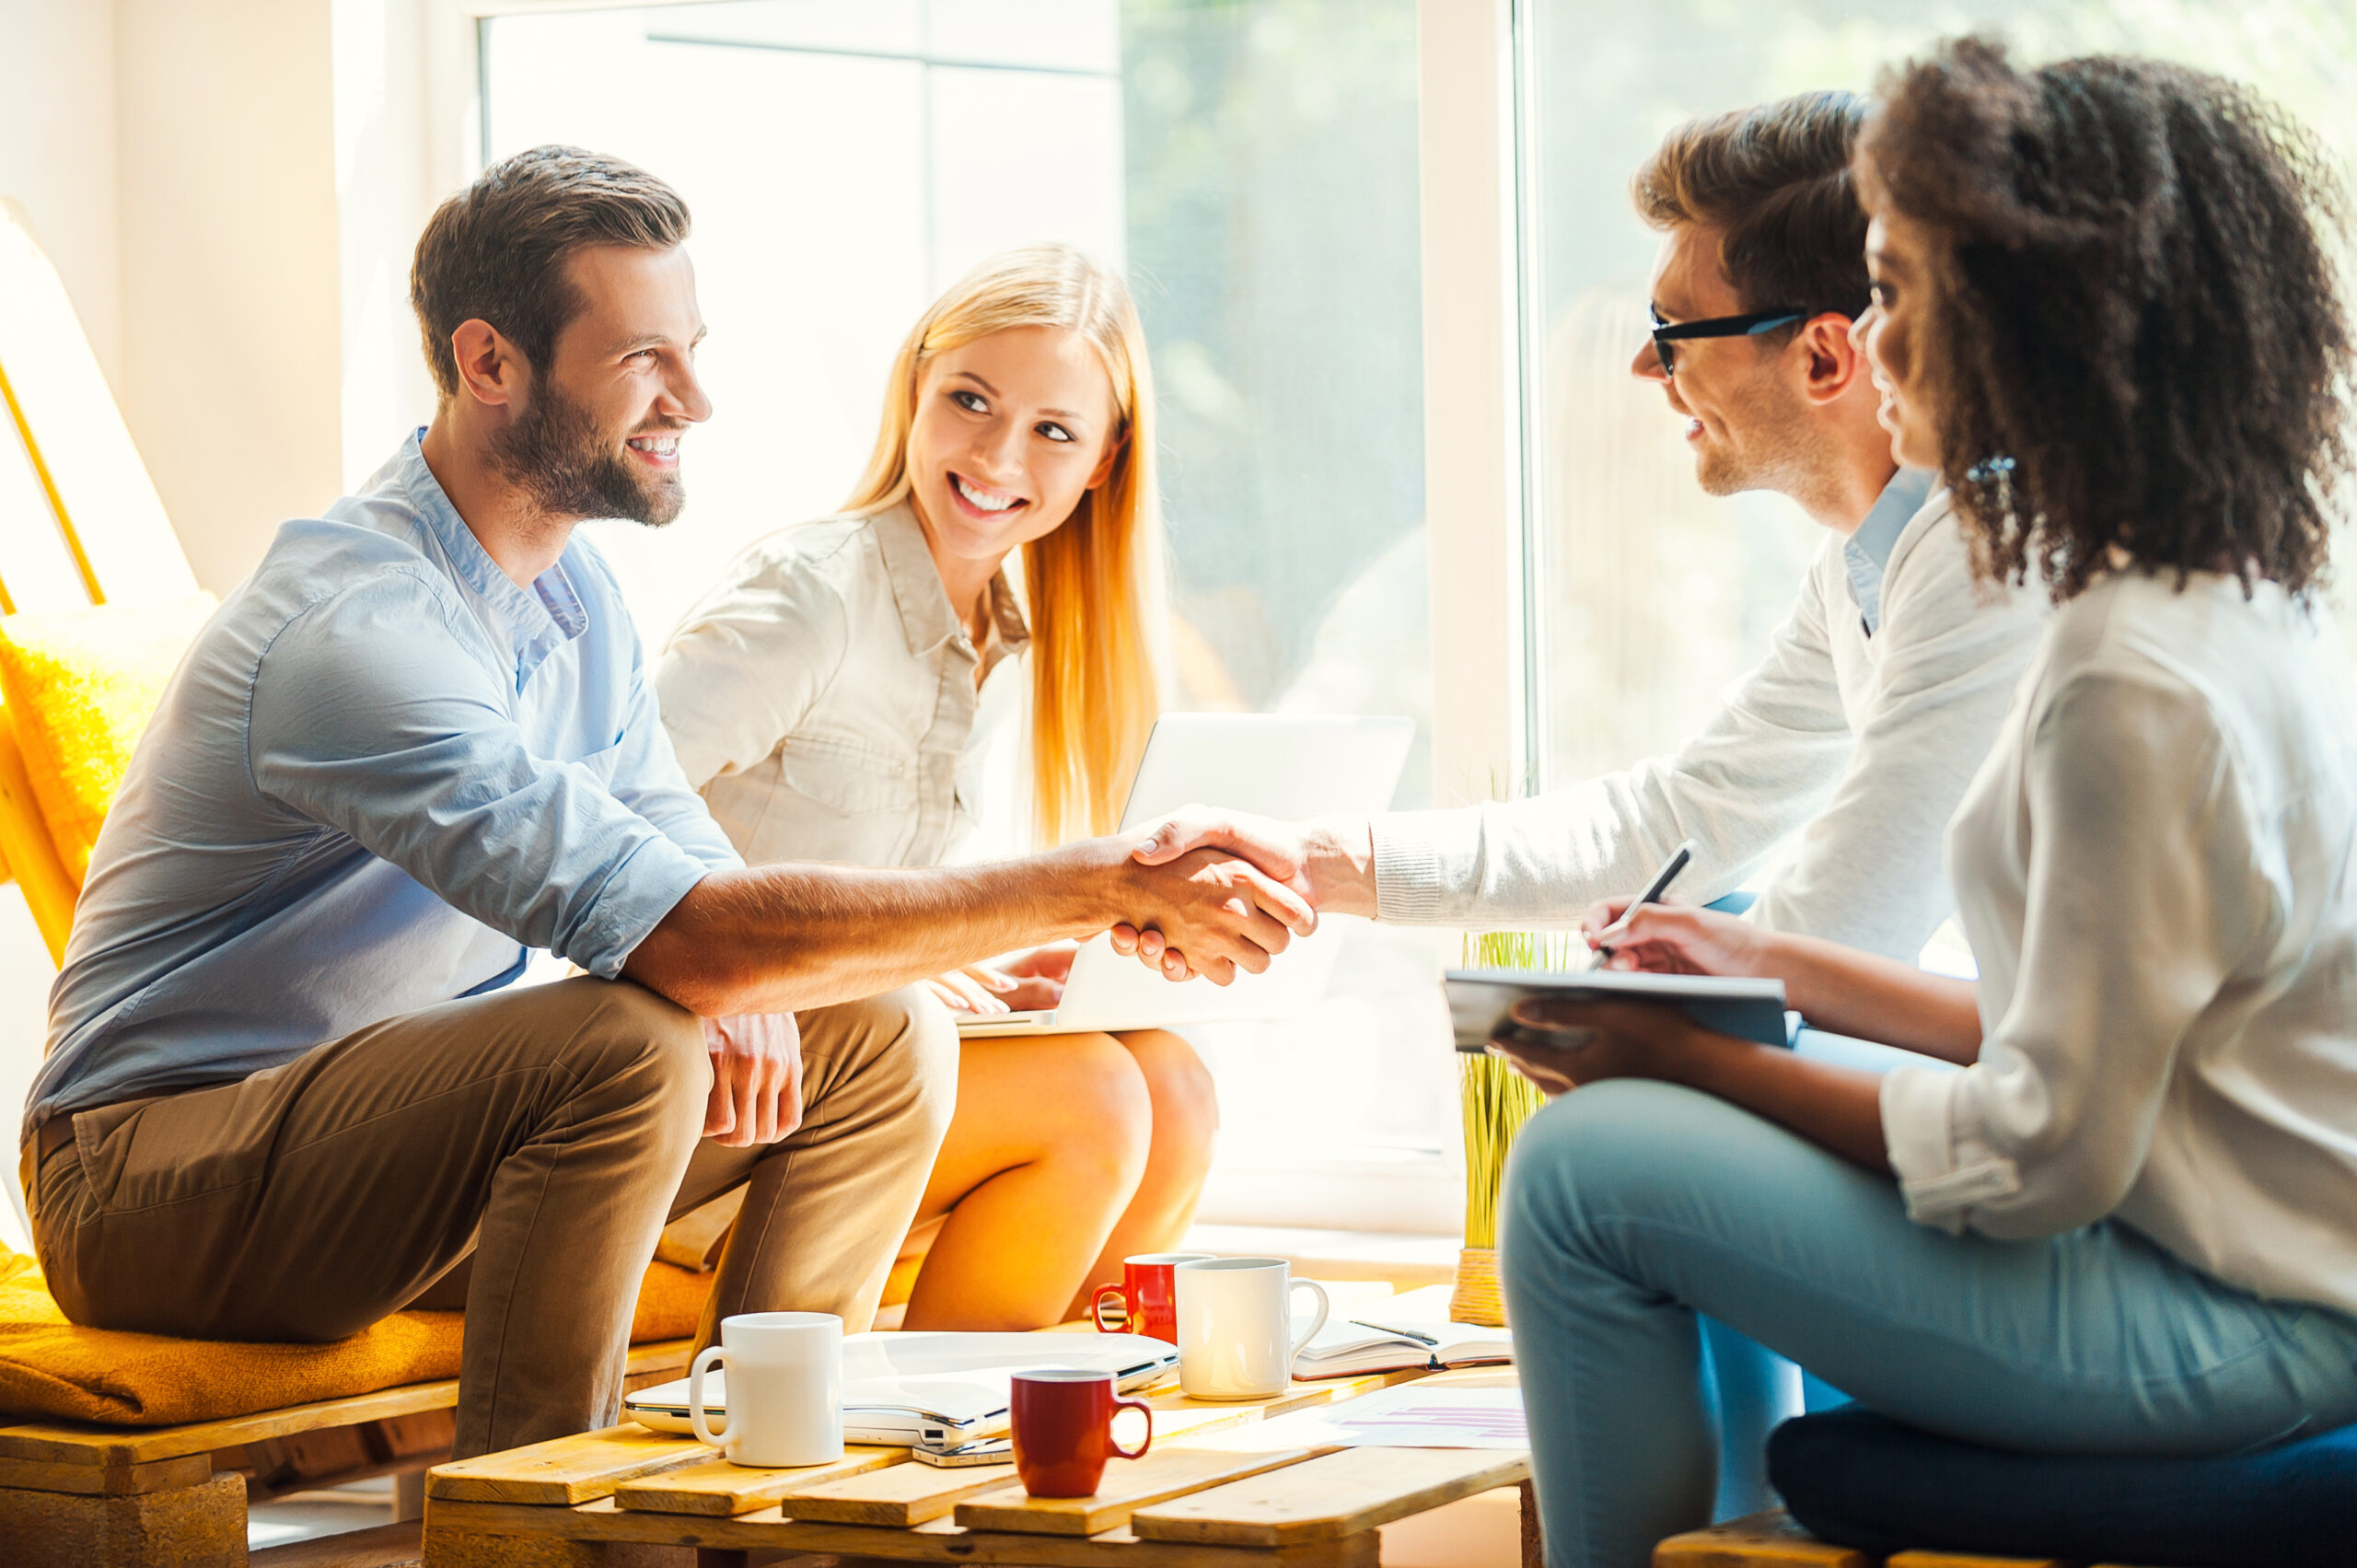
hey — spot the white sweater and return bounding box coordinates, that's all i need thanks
[1884,572,2357,1314]
[1370,490,2047,960]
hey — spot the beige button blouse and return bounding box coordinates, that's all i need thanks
[654,503,1030,868]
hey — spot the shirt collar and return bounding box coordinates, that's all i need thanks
[397,430,590,689]
[868,499,1031,661]
[1842,466,1937,635]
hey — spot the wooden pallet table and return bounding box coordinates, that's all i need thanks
[0,1338,692,1568]
[424,1368,1536,1568]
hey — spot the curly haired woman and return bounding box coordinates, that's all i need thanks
[1486,40,2357,1568]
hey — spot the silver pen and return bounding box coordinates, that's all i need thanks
[1587,839,1697,966]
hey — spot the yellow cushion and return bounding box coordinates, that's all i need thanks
[0,1249,713,1427]
[0,595,217,885]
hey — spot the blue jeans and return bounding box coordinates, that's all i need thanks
[1499,1078,2357,1568]
[1697,1028,1954,1516]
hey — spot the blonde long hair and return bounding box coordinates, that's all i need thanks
[843,245,1165,846]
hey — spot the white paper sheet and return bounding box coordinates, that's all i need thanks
[1195,1384,1528,1451]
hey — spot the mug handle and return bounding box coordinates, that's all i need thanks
[689,1344,732,1449]
[1287,1280,1331,1361]
[1092,1283,1131,1333]
[1109,1394,1154,1460]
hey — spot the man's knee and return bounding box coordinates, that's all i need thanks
[801,986,960,1146]
[896,988,961,1144]
[545,977,709,1120]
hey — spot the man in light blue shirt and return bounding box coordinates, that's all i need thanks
[19,146,1310,1458]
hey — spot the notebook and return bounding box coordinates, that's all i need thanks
[1292,1316,1514,1379]
[1445,967,1794,1052]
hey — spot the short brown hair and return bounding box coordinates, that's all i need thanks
[1632,91,1873,319]
[410,145,691,401]
[1860,38,2351,600]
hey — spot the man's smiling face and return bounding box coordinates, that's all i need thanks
[492,242,713,527]
[1631,222,1810,498]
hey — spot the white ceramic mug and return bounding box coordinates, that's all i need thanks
[1172,1256,1330,1400]
[689,1310,844,1468]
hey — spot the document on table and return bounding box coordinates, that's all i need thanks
[1195,1383,1529,1451]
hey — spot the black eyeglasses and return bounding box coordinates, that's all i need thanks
[1646,307,1818,375]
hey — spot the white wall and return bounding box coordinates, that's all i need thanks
[0,1,364,598]
[332,0,447,494]
[0,0,123,387]
[117,0,348,595]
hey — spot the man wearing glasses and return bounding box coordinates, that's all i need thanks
[1119,89,2045,1516]
[1132,87,2039,974]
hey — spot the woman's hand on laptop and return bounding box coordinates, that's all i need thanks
[996,942,1076,1008]
[922,947,1071,1013]
[702,1011,804,1146]
[924,964,1020,1014]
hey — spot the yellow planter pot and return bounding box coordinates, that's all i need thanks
[1449,1246,1507,1328]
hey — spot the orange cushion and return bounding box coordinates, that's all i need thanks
[630,1259,715,1344]
[0,1249,712,1427]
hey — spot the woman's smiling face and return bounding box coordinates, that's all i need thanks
[905,324,1121,570]
[1852,205,1945,471]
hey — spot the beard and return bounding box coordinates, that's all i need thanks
[1691,386,1812,499]
[491,380,686,528]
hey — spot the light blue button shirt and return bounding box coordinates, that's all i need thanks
[26,434,741,1137]
[1841,467,1936,635]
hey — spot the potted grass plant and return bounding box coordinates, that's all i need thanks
[1449,928,1579,1326]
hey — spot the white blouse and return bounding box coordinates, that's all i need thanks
[654,503,1030,868]
[1883,570,2357,1314]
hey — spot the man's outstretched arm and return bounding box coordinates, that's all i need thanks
[1118,573,1860,972]
[625,834,1316,1017]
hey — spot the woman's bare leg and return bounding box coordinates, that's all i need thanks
[900,1031,1153,1330]
[1064,1029,1221,1321]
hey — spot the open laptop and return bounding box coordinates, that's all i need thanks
[958,712,1415,1038]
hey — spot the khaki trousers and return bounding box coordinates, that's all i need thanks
[24,977,957,1457]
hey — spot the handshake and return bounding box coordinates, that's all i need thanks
[1073,807,1378,986]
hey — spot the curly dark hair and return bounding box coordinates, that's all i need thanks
[1857,37,2352,600]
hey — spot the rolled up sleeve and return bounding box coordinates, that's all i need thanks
[1882,670,2261,1237]
[250,575,716,978]
[609,640,743,876]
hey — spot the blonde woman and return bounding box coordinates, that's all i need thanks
[655,245,1213,1330]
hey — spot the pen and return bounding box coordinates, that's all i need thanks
[1352,1319,1441,1345]
[1590,839,1697,963]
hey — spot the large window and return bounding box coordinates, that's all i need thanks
[1518,0,2357,792]
[482,0,1456,1229]
[477,0,2354,1234]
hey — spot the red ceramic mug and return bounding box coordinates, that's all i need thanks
[1091,1251,1214,1342]
[1009,1368,1153,1498]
